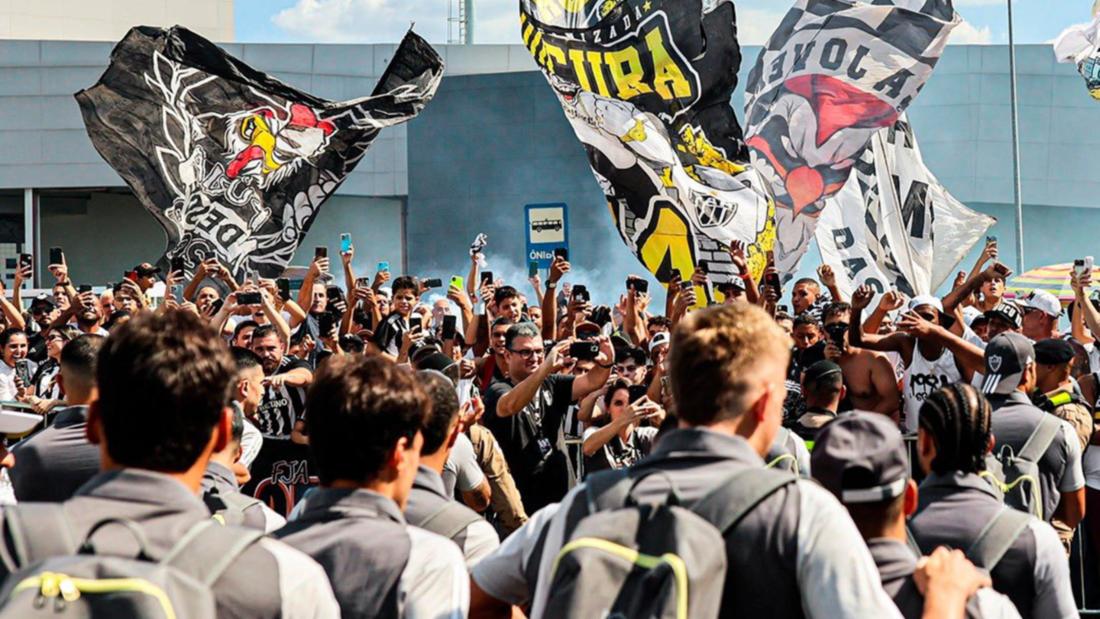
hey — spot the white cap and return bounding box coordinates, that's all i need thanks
[907,295,943,314]
[1017,289,1062,318]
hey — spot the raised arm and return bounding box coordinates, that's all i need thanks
[571,337,614,401]
[944,262,1011,315]
[729,241,759,306]
[495,341,569,418]
[297,255,327,311]
[964,238,998,286]
[897,312,986,381]
[817,264,843,304]
[848,286,910,355]
[541,256,569,342]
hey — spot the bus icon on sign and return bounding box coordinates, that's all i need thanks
[531,219,562,233]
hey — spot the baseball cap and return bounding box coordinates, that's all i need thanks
[907,295,943,314]
[803,360,842,384]
[29,294,53,311]
[811,411,909,504]
[717,278,746,294]
[979,332,1035,395]
[1034,338,1074,365]
[133,262,161,277]
[983,301,1022,330]
[649,331,670,353]
[962,306,984,327]
[1017,290,1062,318]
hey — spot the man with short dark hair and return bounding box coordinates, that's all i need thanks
[791,277,821,316]
[472,304,980,618]
[372,275,421,359]
[493,286,523,323]
[250,324,311,441]
[813,412,1019,618]
[0,312,339,617]
[274,355,468,618]
[406,370,500,566]
[232,319,259,348]
[10,334,104,502]
[790,360,846,441]
[822,303,901,419]
[484,321,613,513]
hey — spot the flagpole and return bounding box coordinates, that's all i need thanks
[1007,0,1025,271]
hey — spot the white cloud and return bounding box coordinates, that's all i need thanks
[736,8,786,46]
[949,19,994,44]
[271,0,522,44]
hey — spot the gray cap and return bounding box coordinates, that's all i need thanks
[811,411,909,504]
[979,332,1034,396]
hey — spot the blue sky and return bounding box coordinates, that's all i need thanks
[233,0,1090,46]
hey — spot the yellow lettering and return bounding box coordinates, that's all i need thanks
[585,50,611,97]
[645,27,692,100]
[605,46,651,100]
[567,49,592,92]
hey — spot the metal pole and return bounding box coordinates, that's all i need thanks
[1007,0,1025,271]
[465,0,474,44]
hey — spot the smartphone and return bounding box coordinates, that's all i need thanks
[480,271,494,286]
[529,261,539,278]
[1075,259,1088,278]
[124,270,138,283]
[237,291,262,305]
[423,278,443,289]
[14,360,31,387]
[49,247,64,266]
[450,275,464,290]
[590,305,612,327]
[572,284,590,302]
[355,277,371,289]
[18,254,31,269]
[627,384,649,403]
[411,322,423,335]
[318,312,336,335]
[314,246,327,259]
[825,323,847,347]
[340,233,352,255]
[627,277,649,294]
[987,236,997,243]
[210,299,224,314]
[697,260,709,273]
[77,284,92,294]
[442,315,457,340]
[170,284,183,300]
[170,256,185,274]
[326,285,344,301]
[569,341,599,361]
[377,261,390,272]
[765,272,782,290]
[991,263,1012,278]
[276,278,291,301]
[553,248,569,261]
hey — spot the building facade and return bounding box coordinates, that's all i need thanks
[0,39,1096,296]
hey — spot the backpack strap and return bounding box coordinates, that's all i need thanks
[964,507,1031,571]
[419,501,484,541]
[691,468,797,534]
[1018,414,1062,463]
[583,469,633,514]
[905,525,922,558]
[162,519,264,587]
[1,504,77,569]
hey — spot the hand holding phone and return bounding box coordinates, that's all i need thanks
[49,247,64,267]
[442,315,457,339]
[340,233,352,255]
[568,341,599,361]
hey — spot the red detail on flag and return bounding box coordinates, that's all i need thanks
[288,103,335,135]
[227,145,265,178]
[785,74,897,147]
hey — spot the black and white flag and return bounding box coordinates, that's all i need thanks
[76,26,443,279]
[817,115,994,298]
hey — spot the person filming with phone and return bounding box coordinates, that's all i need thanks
[0,328,34,403]
[581,380,662,475]
[484,321,614,513]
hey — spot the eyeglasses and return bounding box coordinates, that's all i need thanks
[508,348,544,359]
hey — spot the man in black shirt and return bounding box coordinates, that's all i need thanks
[484,321,613,513]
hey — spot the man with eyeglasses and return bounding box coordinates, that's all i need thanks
[484,321,614,513]
[849,290,986,434]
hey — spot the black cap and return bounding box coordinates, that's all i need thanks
[1034,338,1074,365]
[29,294,53,310]
[803,360,842,384]
[980,332,1034,395]
[811,411,909,504]
[133,262,161,277]
[983,301,1021,330]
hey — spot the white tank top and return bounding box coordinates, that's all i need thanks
[902,344,961,434]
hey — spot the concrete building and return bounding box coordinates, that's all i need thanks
[0,36,1097,298]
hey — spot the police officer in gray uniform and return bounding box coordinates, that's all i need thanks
[813,411,1020,618]
[406,370,499,566]
[0,312,339,618]
[979,333,1085,526]
[910,382,1076,619]
[471,304,990,619]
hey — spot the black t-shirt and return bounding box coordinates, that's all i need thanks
[484,373,576,513]
[372,313,409,357]
[256,356,310,440]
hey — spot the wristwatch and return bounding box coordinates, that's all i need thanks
[546,281,557,289]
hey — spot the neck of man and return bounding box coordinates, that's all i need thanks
[327,478,399,505]
[419,449,448,474]
[208,449,235,472]
[66,385,96,407]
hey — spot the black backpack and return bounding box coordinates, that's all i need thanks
[542,467,796,619]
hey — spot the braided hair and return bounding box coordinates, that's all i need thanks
[917,383,992,475]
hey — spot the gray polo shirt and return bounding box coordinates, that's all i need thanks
[472,428,901,618]
[201,461,286,533]
[989,391,1084,521]
[10,406,100,502]
[406,466,499,566]
[0,469,339,618]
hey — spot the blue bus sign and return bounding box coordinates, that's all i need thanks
[525,203,569,269]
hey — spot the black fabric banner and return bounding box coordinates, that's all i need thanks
[76,25,442,279]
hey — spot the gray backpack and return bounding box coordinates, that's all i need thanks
[203,487,262,527]
[416,501,484,542]
[965,507,1031,572]
[542,467,796,619]
[981,415,1061,519]
[0,504,262,618]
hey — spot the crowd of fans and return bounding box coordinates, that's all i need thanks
[0,235,1091,618]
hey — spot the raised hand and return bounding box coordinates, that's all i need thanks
[851,285,875,311]
[729,241,748,275]
[549,256,571,284]
[817,264,837,288]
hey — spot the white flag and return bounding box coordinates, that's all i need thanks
[817,115,995,300]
